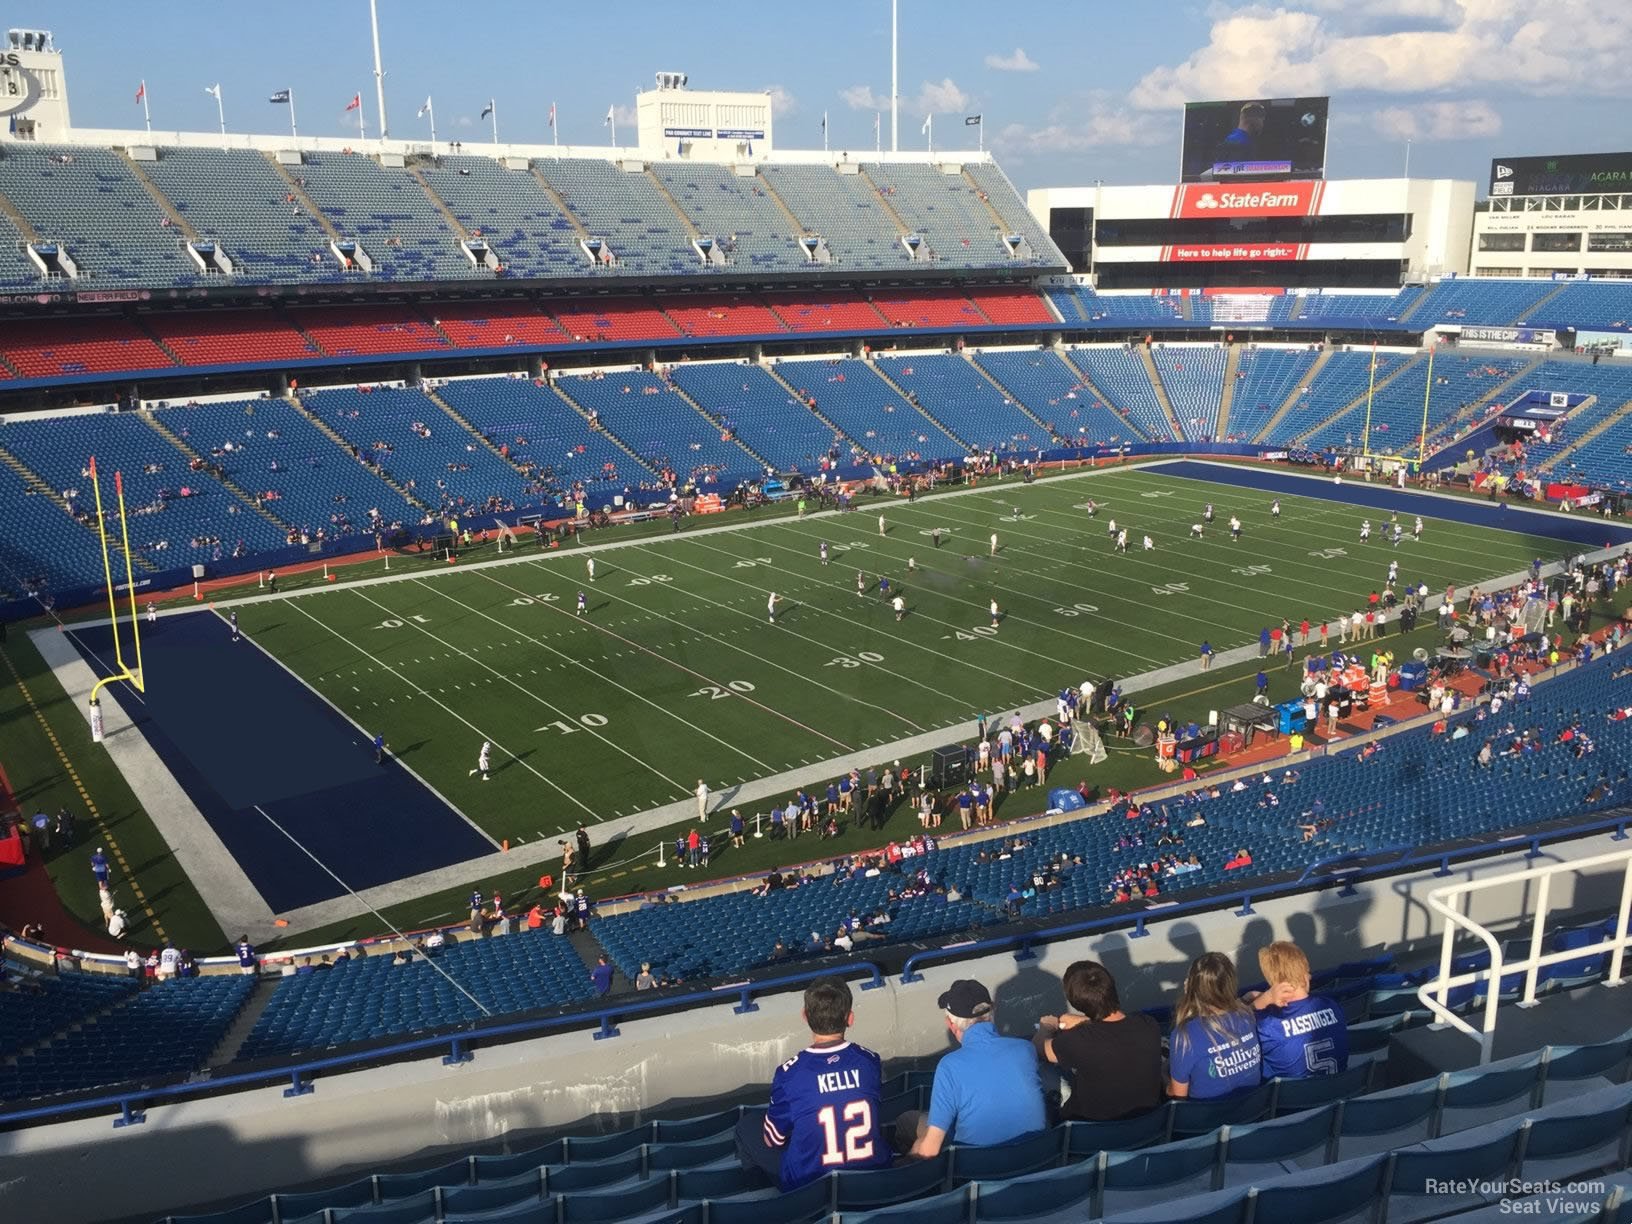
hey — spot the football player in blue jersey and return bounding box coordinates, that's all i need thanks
[736,977,890,1189]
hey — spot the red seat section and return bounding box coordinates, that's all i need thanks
[660,294,788,338]
[969,288,1054,325]
[871,290,988,329]
[288,305,452,356]
[764,294,889,332]
[146,311,318,366]
[425,301,568,348]
[0,318,176,378]
[548,297,683,343]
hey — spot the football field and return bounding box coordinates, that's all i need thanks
[228,462,1588,846]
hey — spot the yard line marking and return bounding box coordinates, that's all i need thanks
[284,596,595,820]
[495,563,927,737]
[403,579,790,771]
[473,569,867,750]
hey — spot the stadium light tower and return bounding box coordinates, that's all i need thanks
[369,0,389,139]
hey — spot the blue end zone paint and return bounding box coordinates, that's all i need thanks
[1148,461,1632,549]
[68,611,495,913]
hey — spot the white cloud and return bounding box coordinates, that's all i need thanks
[761,85,797,118]
[914,78,970,115]
[984,47,1040,72]
[612,104,638,127]
[842,78,970,116]
[455,115,474,129]
[1131,3,1632,108]
[1372,98,1501,141]
[993,93,1162,159]
[840,84,887,111]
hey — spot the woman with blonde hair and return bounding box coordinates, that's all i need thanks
[1167,951,1261,1099]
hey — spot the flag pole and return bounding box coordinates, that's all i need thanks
[494,101,501,147]
[822,110,828,153]
[211,86,225,139]
[369,0,390,138]
[1361,341,1379,460]
[610,108,617,147]
[357,92,367,143]
[427,97,436,146]
[874,111,881,157]
[551,101,557,150]
[979,115,984,153]
[140,81,151,133]
[890,0,899,152]
[926,114,933,155]
[289,89,298,140]
[1417,341,1436,469]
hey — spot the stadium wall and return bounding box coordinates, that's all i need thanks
[4,830,1628,1223]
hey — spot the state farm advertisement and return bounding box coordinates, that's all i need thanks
[1163,242,1305,262]
[1169,181,1323,219]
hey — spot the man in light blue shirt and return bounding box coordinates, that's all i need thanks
[908,979,1046,1155]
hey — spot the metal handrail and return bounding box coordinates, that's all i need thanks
[1416,844,1632,1063]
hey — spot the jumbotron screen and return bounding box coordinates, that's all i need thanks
[1180,97,1329,183]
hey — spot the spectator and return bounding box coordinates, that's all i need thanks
[635,962,656,990]
[905,979,1045,1156]
[1249,942,1349,1079]
[234,934,257,976]
[1168,953,1261,1099]
[590,954,614,996]
[736,977,889,1189]
[1033,960,1162,1121]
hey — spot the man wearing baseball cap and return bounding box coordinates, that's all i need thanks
[905,979,1045,1157]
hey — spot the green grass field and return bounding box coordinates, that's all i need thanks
[234,463,1578,852]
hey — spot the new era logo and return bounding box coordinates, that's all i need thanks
[1495,164,1513,180]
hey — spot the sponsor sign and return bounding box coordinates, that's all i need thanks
[662,127,713,139]
[1460,325,1556,347]
[1171,181,1321,219]
[1489,152,1632,197]
[1164,242,1302,262]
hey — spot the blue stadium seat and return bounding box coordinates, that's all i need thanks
[1218,1102,1339,1183]
[1244,1153,1387,1224]
[1170,1083,1275,1138]
[1333,1080,1440,1160]
[1272,1064,1372,1115]
[838,1185,971,1224]
[328,1190,437,1224]
[437,1171,547,1218]
[947,1127,1062,1184]
[1384,1124,1526,1221]
[542,1150,644,1193]
[832,1153,950,1211]
[556,1177,673,1223]
[703,1176,831,1224]
[1096,1132,1222,1216]
[972,1158,1098,1224]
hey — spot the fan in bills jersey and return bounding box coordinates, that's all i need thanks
[747,978,891,1190]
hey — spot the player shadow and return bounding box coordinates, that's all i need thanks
[252,622,284,633]
[493,749,537,774]
[390,740,429,758]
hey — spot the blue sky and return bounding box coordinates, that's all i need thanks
[38,0,1632,192]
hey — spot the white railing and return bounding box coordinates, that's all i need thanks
[1417,845,1632,1062]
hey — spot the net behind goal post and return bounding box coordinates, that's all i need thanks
[1070,718,1108,765]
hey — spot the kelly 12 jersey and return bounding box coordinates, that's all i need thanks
[763,1041,890,1189]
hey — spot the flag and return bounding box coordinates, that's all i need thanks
[134,81,145,103]
[481,99,495,120]
[204,84,221,100]
[417,96,431,118]
[604,105,614,125]
[269,89,291,104]
[345,93,361,112]
[546,103,555,128]
[821,112,827,133]
[965,114,982,127]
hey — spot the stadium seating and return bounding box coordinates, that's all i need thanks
[757,165,912,269]
[294,151,472,281]
[1538,280,1632,332]
[423,301,570,349]
[0,973,253,1102]
[762,293,889,332]
[549,297,683,343]
[436,376,655,497]
[971,350,1139,446]
[303,386,535,512]
[1488,361,1632,474]
[969,288,1056,326]
[145,310,321,367]
[668,362,836,473]
[1273,349,1415,448]
[964,163,1058,263]
[0,144,196,287]
[0,408,292,566]
[556,370,759,481]
[1299,354,1529,453]
[872,290,989,329]
[235,928,596,1061]
[650,164,799,272]
[1152,346,1228,441]
[416,157,584,279]
[772,359,964,462]
[864,164,1025,268]
[288,304,452,358]
[873,354,1050,451]
[0,967,136,1058]
[532,160,696,278]
[1068,347,1174,439]
[0,317,176,378]
[1406,279,1560,329]
[661,293,788,338]
[158,396,421,538]
[0,457,115,601]
[1293,290,1421,327]
[139,147,340,284]
[1226,347,1321,442]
